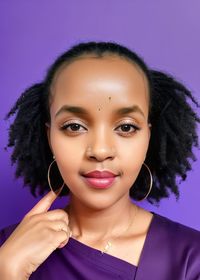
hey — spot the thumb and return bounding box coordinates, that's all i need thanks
[25,187,63,217]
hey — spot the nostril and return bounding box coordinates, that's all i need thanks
[86,146,116,162]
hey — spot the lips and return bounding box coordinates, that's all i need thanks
[82,170,118,189]
[83,170,117,178]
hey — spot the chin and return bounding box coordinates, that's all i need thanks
[71,191,126,212]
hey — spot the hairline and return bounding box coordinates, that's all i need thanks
[48,52,151,113]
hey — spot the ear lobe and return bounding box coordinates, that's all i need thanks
[148,123,152,129]
[148,123,152,140]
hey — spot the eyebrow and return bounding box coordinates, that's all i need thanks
[55,104,145,119]
[116,105,145,118]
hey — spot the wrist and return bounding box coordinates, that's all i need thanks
[0,249,29,280]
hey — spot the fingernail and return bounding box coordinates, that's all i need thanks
[58,242,66,248]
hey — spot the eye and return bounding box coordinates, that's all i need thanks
[115,123,140,135]
[60,122,86,133]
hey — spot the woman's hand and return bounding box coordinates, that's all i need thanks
[0,189,71,280]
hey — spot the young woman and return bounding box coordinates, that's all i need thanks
[0,41,200,280]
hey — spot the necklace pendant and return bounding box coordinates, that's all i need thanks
[101,241,112,254]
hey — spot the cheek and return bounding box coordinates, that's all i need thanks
[119,132,149,189]
[120,131,149,173]
[49,129,84,174]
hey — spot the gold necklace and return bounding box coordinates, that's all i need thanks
[67,205,139,255]
[100,205,139,254]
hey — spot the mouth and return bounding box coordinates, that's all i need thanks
[81,170,119,189]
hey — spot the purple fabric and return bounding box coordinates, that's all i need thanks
[30,238,137,280]
[0,212,200,279]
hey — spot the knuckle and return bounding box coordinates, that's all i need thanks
[60,220,68,227]
[23,212,32,221]
[54,209,64,214]
[54,209,69,223]
[55,220,68,232]
[58,209,69,217]
[59,229,69,240]
[22,213,36,224]
[36,219,46,228]
[48,230,68,247]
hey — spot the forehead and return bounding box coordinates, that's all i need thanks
[50,56,149,116]
[52,55,148,92]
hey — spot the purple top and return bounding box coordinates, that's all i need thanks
[31,236,137,279]
[0,211,200,279]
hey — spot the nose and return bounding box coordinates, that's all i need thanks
[86,129,116,162]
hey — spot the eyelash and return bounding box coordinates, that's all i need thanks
[60,121,141,136]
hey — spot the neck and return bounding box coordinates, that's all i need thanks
[64,195,138,241]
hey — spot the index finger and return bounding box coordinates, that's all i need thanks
[26,188,63,217]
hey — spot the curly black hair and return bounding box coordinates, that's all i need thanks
[4,41,200,205]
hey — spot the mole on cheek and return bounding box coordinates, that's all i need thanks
[98,108,101,111]
[108,96,111,101]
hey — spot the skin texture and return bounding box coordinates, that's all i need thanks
[0,190,70,279]
[46,55,153,266]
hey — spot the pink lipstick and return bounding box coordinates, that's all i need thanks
[82,170,118,189]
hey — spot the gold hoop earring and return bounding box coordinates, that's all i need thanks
[136,163,153,201]
[47,156,65,195]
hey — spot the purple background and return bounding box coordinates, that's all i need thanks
[0,1,200,230]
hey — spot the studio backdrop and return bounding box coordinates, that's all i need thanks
[0,0,200,230]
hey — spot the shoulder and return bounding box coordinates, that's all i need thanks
[0,222,19,246]
[152,212,200,278]
[153,211,200,243]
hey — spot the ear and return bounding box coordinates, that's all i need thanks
[148,123,152,141]
[143,123,152,163]
[45,123,53,153]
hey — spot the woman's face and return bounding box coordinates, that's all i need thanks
[47,55,151,210]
